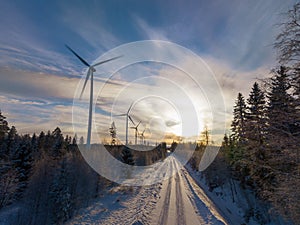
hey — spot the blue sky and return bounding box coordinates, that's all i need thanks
[0,0,297,143]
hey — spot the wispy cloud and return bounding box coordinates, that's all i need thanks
[0,67,80,100]
[133,15,169,41]
[59,1,121,53]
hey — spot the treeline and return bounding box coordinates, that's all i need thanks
[0,111,109,225]
[222,3,300,224]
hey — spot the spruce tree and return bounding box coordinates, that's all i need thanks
[267,66,294,138]
[264,66,299,221]
[72,134,77,145]
[243,82,268,188]
[231,93,247,144]
[291,68,300,136]
[0,111,10,157]
[50,158,72,224]
[52,127,64,158]
[246,82,267,145]
[229,93,249,182]
[0,110,9,141]
[12,134,33,198]
[7,126,19,158]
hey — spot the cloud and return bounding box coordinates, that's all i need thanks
[59,1,121,52]
[133,15,169,41]
[0,67,81,100]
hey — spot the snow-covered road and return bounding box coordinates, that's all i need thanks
[150,156,227,225]
[68,156,228,225]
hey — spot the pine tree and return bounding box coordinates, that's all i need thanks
[38,131,45,150]
[50,158,72,224]
[31,133,39,158]
[0,110,9,141]
[0,110,10,157]
[231,93,247,144]
[246,82,267,144]
[72,134,77,145]
[242,82,268,188]
[267,66,294,138]
[264,66,299,222]
[12,134,33,198]
[229,93,247,166]
[291,68,300,136]
[6,126,19,158]
[0,161,18,208]
[52,127,64,158]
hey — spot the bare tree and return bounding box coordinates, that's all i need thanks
[275,3,300,68]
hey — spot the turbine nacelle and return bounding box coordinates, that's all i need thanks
[90,67,96,72]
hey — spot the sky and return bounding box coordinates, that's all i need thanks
[0,0,297,144]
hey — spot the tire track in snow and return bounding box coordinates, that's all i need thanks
[174,160,186,225]
[157,162,173,225]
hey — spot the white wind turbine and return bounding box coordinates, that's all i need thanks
[116,103,135,146]
[140,128,147,145]
[66,45,122,148]
[130,121,141,145]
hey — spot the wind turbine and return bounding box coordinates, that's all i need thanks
[66,45,122,148]
[116,103,135,146]
[130,121,141,145]
[140,128,146,145]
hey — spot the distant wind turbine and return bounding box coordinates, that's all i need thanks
[66,45,122,148]
[140,128,146,145]
[116,103,135,146]
[130,121,141,145]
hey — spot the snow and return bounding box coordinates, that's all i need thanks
[1,155,291,224]
[67,156,229,225]
[185,164,292,225]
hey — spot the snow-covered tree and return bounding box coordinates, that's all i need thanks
[50,158,72,224]
[11,134,33,198]
[0,160,18,208]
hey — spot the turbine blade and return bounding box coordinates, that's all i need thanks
[127,102,134,114]
[128,115,135,125]
[92,55,123,67]
[80,69,91,99]
[115,114,126,116]
[65,44,91,67]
